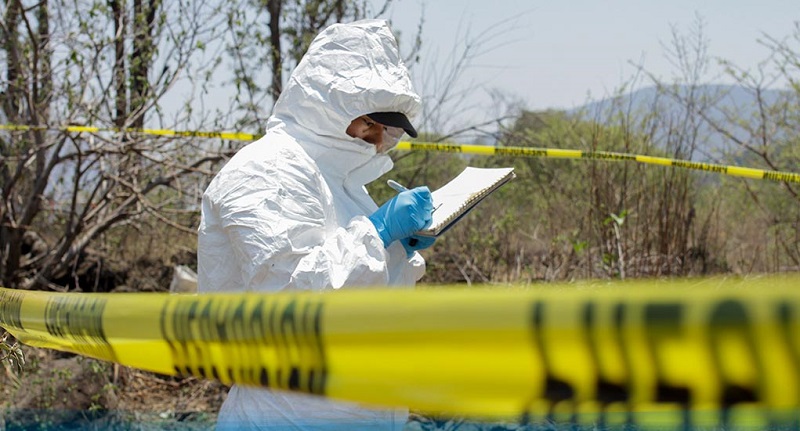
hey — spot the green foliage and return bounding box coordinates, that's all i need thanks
[411,108,733,282]
[604,210,627,228]
[410,83,799,282]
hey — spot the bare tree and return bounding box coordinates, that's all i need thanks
[0,0,228,290]
[220,0,396,131]
[413,13,527,144]
[645,18,800,272]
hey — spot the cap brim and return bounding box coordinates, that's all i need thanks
[366,112,418,138]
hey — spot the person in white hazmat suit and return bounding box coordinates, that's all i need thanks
[197,19,435,430]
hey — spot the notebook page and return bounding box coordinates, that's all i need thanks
[425,167,515,235]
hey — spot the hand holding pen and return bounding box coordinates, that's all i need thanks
[386,179,437,253]
[387,180,441,214]
[367,180,433,248]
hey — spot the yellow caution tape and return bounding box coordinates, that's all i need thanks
[395,142,800,184]
[3,274,800,428]
[2,123,798,184]
[0,123,257,142]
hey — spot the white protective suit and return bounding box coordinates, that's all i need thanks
[197,19,424,430]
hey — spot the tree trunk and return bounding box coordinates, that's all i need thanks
[267,0,283,101]
[2,0,22,122]
[131,0,160,129]
[109,0,127,128]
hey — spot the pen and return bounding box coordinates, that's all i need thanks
[386,179,408,193]
[387,179,440,213]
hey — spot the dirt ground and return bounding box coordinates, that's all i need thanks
[1,345,227,430]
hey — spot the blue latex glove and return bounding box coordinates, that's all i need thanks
[368,186,433,247]
[401,235,436,258]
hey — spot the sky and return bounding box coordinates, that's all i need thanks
[379,0,800,112]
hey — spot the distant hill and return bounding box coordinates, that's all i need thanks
[569,84,791,162]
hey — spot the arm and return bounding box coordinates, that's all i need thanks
[211,156,389,291]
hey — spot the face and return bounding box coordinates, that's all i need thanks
[346,116,404,153]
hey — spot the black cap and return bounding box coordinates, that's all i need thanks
[366,112,418,138]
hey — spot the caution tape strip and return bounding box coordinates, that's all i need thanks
[394,142,800,184]
[3,123,799,184]
[0,123,257,142]
[3,274,800,428]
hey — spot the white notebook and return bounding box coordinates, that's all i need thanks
[416,167,516,237]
